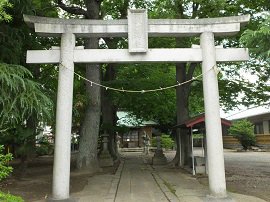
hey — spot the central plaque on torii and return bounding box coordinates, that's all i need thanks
[128,9,148,52]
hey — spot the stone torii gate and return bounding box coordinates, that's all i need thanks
[24,10,249,201]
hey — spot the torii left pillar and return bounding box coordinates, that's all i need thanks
[49,33,75,202]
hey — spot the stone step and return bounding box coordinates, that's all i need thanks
[120,147,144,152]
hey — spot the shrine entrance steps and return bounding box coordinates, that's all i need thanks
[120,147,144,152]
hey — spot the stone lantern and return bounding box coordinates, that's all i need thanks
[152,132,167,165]
[98,132,113,167]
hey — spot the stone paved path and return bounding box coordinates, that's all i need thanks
[36,152,267,202]
[107,152,266,202]
[115,154,169,202]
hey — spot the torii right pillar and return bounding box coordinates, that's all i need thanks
[201,32,230,200]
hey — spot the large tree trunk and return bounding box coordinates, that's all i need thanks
[101,64,120,161]
[101,91,119,161]
[68,0,102,173]
[76,38,101,173]
[171,63,191,166]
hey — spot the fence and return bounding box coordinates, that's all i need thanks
[223,136,241,149]
[255,134,270,149]
[223,134,270,149]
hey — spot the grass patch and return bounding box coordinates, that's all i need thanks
[200,182,208,186]
[197,180,209,186]
[227,189,237,193]
[164,181,176,195]
[0,192,24,202]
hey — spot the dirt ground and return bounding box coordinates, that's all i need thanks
[0,154,119,202]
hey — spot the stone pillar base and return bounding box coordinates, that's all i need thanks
[46,196,77,202]
[99,152,114,167]
[204,195,234,202]
[152,150,167,165]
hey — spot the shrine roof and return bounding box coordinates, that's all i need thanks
[175,113,232,129]
[117,111,158,128]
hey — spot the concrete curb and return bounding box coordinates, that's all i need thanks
[104,160,125,202]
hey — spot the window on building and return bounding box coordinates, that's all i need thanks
[254,122,263,134]
[123,131,139,142]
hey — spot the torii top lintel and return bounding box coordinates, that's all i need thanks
[23,10,250,38]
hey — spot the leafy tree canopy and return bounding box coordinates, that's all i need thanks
[0,63,53,128]
[1,0,269,133]
[241,14,270,63]
[0,0,12,22]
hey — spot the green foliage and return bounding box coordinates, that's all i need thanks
[152,134,174,149]
[0,63,53,127]
[193,134,204,139]
[0,191,24,202]
[101,123,129,134]
[241,14,270,63]
[0,0,12,22]
[10,126,36,157]
[97,135,102,150]
[36,143,53,156]
[0,0,59,65]
[0,125,41,161]
[0,145,13,181]
[100,0,270,131]
[2,0,268,148]
[229,119,255,150]
[109,62,177,125]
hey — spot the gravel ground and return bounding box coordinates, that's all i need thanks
[223,149,270,202]
[162,148,270,202]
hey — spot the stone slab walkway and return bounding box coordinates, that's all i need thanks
[36,152,267,202]
[114,154,172,202]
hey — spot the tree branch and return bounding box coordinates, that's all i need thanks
[179,4,184,18]
[175,1,184,18]
[102,37,121,49]
[187,63,197,81]
[58,0,89,17]
[192,2,200,18]
[119,0,129,19]
[95,0,103,4]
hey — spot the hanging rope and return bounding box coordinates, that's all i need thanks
[59,63,216,93]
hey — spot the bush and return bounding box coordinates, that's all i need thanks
[36,143,53,156]
[0,192,24,202]
[0,145,13,180]
[152,134,174,149]
[229,119,255,150]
